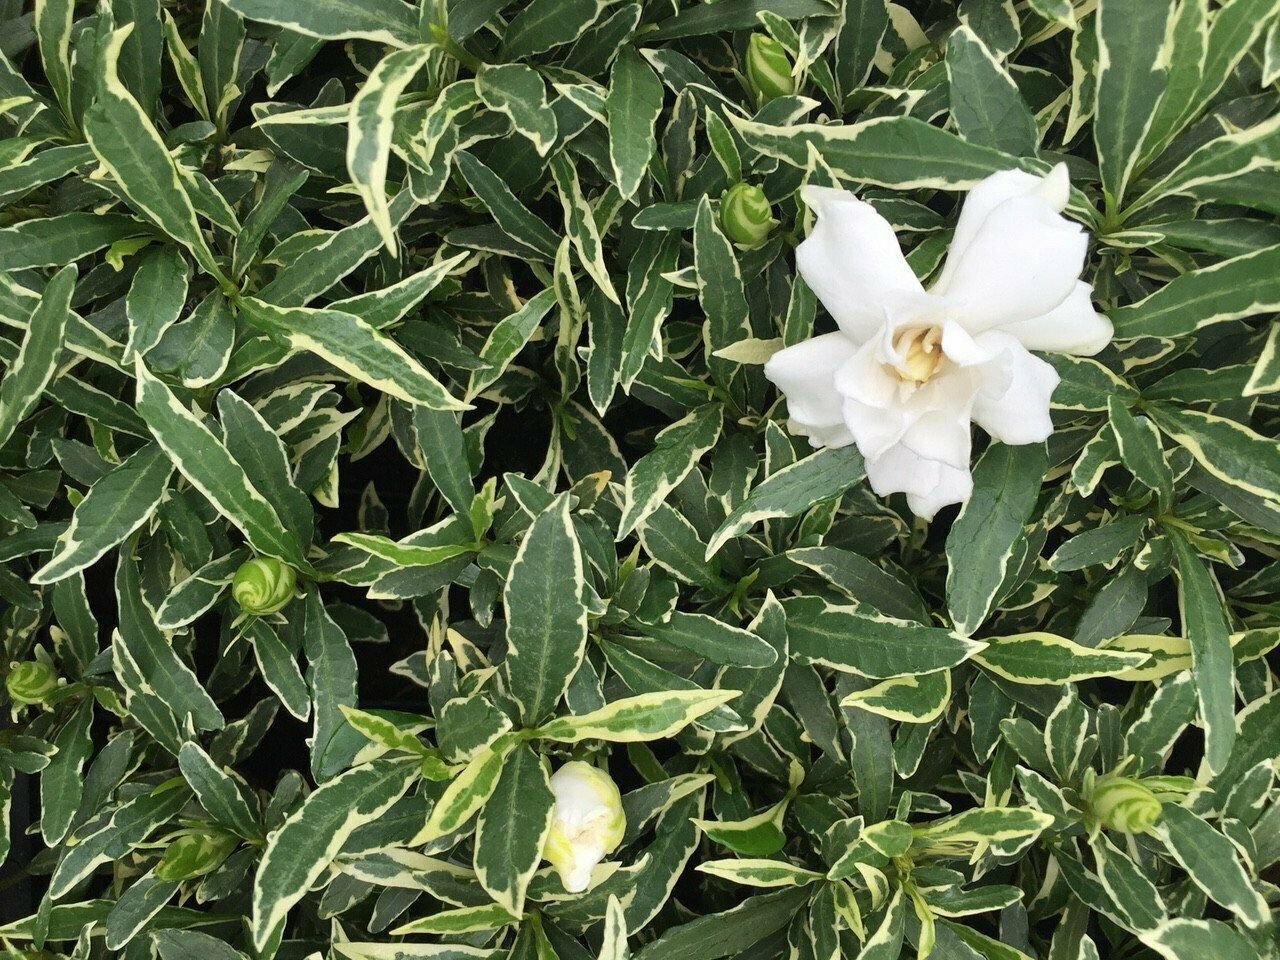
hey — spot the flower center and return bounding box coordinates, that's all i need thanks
[891,326,943,383]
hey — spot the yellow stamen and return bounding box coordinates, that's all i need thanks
[892,326,943,383]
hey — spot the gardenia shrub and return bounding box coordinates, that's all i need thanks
[1,0,1280,958]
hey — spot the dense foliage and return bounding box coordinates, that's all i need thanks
[2,0,1280,958]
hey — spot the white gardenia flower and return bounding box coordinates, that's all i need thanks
[764,164,1112,519]
[542,761,626,893]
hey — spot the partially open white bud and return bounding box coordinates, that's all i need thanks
[542,761,626,894]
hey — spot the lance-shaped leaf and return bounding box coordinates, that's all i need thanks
[412,740,514,844]
[707,445,865,557]
[33,444,173,585]
[1110,244,1280,339]
[112,636,184,756]
[841,670,951,724]
[913,807,1054,848]
[133,359,309,569]
[217,390,314,548]
[83,27,228,286]
[621,231,679,389]
[783,598,984,679]
[502,0,611,60]
[1145,918,1263,960]
[198,0,245,127]
[39,699,93,845]
[1091,832,1166,930]
[304,592,359,783]
[503,494,588,725]
[550,151,619,304]
[467,287,557,398]
[534,690,741,744]
[697,859,824,888]
[34,0,74,119]
[474,745,554,916]
[48,783,192,899]
[331,531,476,568]
[391,903,518,936]
[252,758,420,950]
[153,931,249,960]
[0,213,143,272]
[238,297,468,412]
[1153,804,1268,928]
[155,549,247,630]
[220,0,419,46]
[1109,398,1174,510]
[233,160,310,278]
[638,611,777,668]
[413,407,475,516]
[618,404,723,538]
[946,442,1047,637]
[331,252,469,329]
[692,797,788,857]
[1169,533,1235,773]
[115,556,224,736]
[1129,113,1280,214]
[476,63,558,157]
[255,191,417,309]
[946,24,1038,156]
[0,143,95,206]
[1147,403,1280,512]
[630,887,812,960]
[694,196,750,385]
[730,114,1028,188]
[607,48,664,200]
[1245,321,1280,397]
[177,742,262,842]
[455,152,560,260]
[349,45,435,254]
[124,245,188,362]
[1092,0,1174,206]
[1140,0,1279,166]
[0,264,73,452]
[975,631,1151,684]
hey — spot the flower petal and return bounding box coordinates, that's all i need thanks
[933,165,1070,294]
[969,332,1060,445]
[862,407,975,520]
[834,336,902,411]
[844,371,978,520]
[939,321,995,367]
[1000,281,1113,356]
[796,185,923,344]
[936,194,1088,332]
[763,331,859,448]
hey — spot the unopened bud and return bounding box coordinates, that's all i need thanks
[720,183,778,247]
[1092,776,1162,835]
[6,661,59,706]
[232,556,297,616]
[746,34,796,102]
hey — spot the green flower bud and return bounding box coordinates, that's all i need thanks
[156,831,238,881]
[746,34,795,102]
[720,183,778,247]
[1092,776,1162,835]
[232,557,298,616]
[6,660,59,705]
